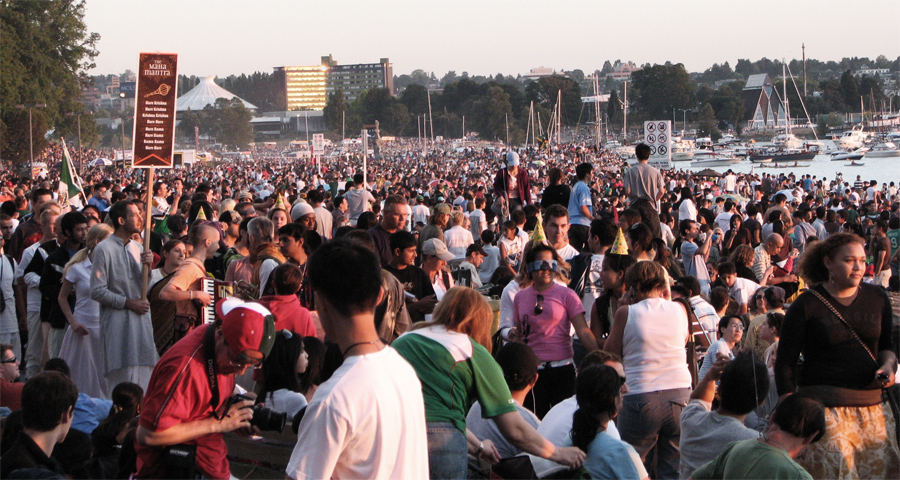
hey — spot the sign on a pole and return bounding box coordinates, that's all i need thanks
[312,133,325,156]
[643,120,672,169]
[132,53,178,168]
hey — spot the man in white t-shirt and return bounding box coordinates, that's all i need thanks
[714,200,735,232]
[286,241,428,480]
[719,262,760,315]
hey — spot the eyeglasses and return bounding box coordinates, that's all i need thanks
[617,375,627,388]
[534,294,544,315]
[1,356,17,364]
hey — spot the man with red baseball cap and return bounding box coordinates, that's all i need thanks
[135,298,275,479]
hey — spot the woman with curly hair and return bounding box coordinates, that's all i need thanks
[776,232,899,478]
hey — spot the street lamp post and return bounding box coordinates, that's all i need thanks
[14,103,47,178]
[679,109,690,136]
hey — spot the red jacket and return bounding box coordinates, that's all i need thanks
[492,168,532,205]
[257,294,316,338]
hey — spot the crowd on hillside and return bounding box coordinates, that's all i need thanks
[1,139,898,480]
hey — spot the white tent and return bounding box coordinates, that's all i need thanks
[176,76,257,111]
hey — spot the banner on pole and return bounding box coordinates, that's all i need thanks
[133,52,178,168]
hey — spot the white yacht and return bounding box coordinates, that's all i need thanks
[864,142,900,158]
[772,133,803,150]
[836,125,869,150]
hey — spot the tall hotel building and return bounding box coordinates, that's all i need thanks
[275,56,393,111]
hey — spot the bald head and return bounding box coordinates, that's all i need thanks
[191,224,221,249]
[764,233,784,254]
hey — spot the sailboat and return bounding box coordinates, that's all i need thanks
[748,62,817,164]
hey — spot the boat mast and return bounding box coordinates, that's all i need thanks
[782,61,790,136]
[427,89,435,146]
[557,90,562,145]
[623,81,628,143]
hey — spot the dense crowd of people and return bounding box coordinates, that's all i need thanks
[0,137,898,480]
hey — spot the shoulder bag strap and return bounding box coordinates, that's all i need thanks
[807,288,878,365]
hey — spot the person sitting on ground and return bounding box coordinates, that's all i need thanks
[680,352,769,479]
[456,243,487,288]
[466,342,541,459]
[0,371,78,478]
[258,330,309,419]
[571,365,649,480]
[691,394,824,480]
[90,382,144,480]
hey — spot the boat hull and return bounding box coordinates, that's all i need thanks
[748,151,816,163]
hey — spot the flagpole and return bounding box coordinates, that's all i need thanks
[141,167,154,301]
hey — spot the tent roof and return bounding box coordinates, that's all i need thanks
[176,76,257,111]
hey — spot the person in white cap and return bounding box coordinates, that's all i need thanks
[492,151,532,221]
[421,238,456,303]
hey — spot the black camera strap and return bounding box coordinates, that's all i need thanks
[202,324,224,419]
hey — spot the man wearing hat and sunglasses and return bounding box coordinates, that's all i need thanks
[135,298,276,480]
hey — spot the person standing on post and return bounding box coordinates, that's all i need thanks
[567,163,595,252]
[493,151,531,221]
[623,144,664,239]
[90,201,158,391]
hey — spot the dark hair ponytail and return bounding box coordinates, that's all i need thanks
[570,365,621,451]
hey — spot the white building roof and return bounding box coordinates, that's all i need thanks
[176,76,257,111]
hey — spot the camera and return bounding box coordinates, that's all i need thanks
[229,394,287,433]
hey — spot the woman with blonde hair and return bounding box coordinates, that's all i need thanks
[57,223,115,398]
[776,233,899,478]
[605,261,692,479]
[393,286,586,479]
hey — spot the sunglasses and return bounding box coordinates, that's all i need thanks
[534,294,544,315]
[1,356,17,364]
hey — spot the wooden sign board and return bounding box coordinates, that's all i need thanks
[133,53,178,168]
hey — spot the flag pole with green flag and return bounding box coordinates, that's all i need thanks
[59,137,85,208]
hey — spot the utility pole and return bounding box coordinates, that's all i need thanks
[14,103,46,177]
[802,43,807,98]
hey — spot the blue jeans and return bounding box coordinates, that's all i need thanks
[426,421,467,480]
[618,388,690,480]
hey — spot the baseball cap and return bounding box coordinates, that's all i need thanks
[422,238,455,261]
[466,244,487,257]
[238,191,253,201]
[506,151,520,166]
[434,203,451,215]
[290,201,315,222]
[216,298,276,361]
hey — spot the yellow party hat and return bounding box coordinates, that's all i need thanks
[196,207,208,221]
[531,211,547,245]
[611,227,629,255]
[273,193,287,211]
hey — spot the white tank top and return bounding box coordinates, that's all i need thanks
[622,297,692,394]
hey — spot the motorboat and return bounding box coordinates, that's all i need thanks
[844,161,865,167]
[671,138,694,161]
[836,125,869,150]
[864,142,900,158]
[717,134,739,145]
[830,147,869,161]
[772,133,803,150]
[748,147,816,163]
[690,153,740,168]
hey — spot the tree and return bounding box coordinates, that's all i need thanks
[607,89,622,130]
[1,0,99,166]
[399,84,429,115]
[526,76,582,126]
[698,103,721,141]
[839,70,859,110]
[600,61,614,75]
[630,64,693,119]
[177,109,204,142]
[323,89,347,132]
[472,86,512,141]
[440,71,458,86]
[214,98,253,149]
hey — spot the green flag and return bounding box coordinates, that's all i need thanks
[59,138,84,207]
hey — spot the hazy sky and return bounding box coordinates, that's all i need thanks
[84,0,899,78]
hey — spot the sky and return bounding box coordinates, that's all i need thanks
[84,0,900,78]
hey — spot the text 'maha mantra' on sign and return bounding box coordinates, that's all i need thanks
[133,53,178,169]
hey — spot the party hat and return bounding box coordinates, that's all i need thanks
[531,212,546,245]
[611,227,629,255]
[195,207,208,221]
[273,193,287,211]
